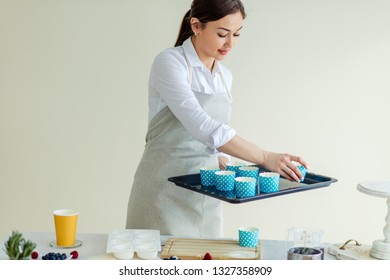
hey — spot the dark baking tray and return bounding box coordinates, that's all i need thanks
[168,166,337,204]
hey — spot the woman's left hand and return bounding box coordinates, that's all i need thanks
[218,156,230,170]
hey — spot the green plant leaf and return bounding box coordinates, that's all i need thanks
[3,230,37,260]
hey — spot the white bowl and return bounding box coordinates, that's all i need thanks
[113,250,134,260]
[136,244,158,260]
[137,250,158,260]
[112,243,134,260]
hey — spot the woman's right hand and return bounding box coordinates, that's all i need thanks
[217,135,308,182]
[262,151,308,182]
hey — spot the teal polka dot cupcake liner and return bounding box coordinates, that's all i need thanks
[238,227,259,247]
[226,162,246,173]
[215,171,236,191]
[258,172,280,193]
[200,167,220,186]
[237,166,259,186]
[235,177,256,198]
[297,165,306,182]
[292,161,307,182]
[237,166,259,179]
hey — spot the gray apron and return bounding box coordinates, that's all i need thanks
[126,63,232,239]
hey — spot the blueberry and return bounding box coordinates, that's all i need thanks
[40,251,68,260]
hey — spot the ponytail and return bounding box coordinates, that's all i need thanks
[174,10,193,47]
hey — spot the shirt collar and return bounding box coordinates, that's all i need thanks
[182,37,222,74]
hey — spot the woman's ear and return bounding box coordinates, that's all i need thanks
[190,17,201,35]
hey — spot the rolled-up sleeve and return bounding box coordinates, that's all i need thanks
[149,51,236,152]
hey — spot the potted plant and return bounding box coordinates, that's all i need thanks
[3,231,36,260]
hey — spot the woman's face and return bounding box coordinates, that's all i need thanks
[191,12,243,70]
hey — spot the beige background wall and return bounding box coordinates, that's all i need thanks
[1,0,389,246]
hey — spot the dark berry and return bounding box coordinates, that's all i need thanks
[31,251,38,259]
[164,255,180,260]
[203,252,212,260]
[70,250,78,259]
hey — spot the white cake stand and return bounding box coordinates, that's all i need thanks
[357,180,390,260]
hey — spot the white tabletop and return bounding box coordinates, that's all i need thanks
[357,181,390,198]
[0,232,336,260]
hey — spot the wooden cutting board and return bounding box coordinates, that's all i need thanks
[161,238,261,260]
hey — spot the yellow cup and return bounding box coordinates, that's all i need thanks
[53,209,79,247]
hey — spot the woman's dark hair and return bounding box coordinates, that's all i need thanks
[174,0,246,47]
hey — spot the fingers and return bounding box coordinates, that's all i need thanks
[282,154,307,182]
[283,162,301,182]
[289,154,309,169]
[279,170,294,182]
[218,156,229,170]
[218,161,226,170]
[264,152,308,182]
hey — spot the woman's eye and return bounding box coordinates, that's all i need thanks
[218,33,240,38]
[218,34,228,38]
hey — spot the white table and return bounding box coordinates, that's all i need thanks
[357,180,390,260]
[0,232,336,260]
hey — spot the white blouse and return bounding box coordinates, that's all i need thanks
[148,38,236,153]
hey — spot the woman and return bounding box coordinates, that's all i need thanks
[126,0,308,238]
